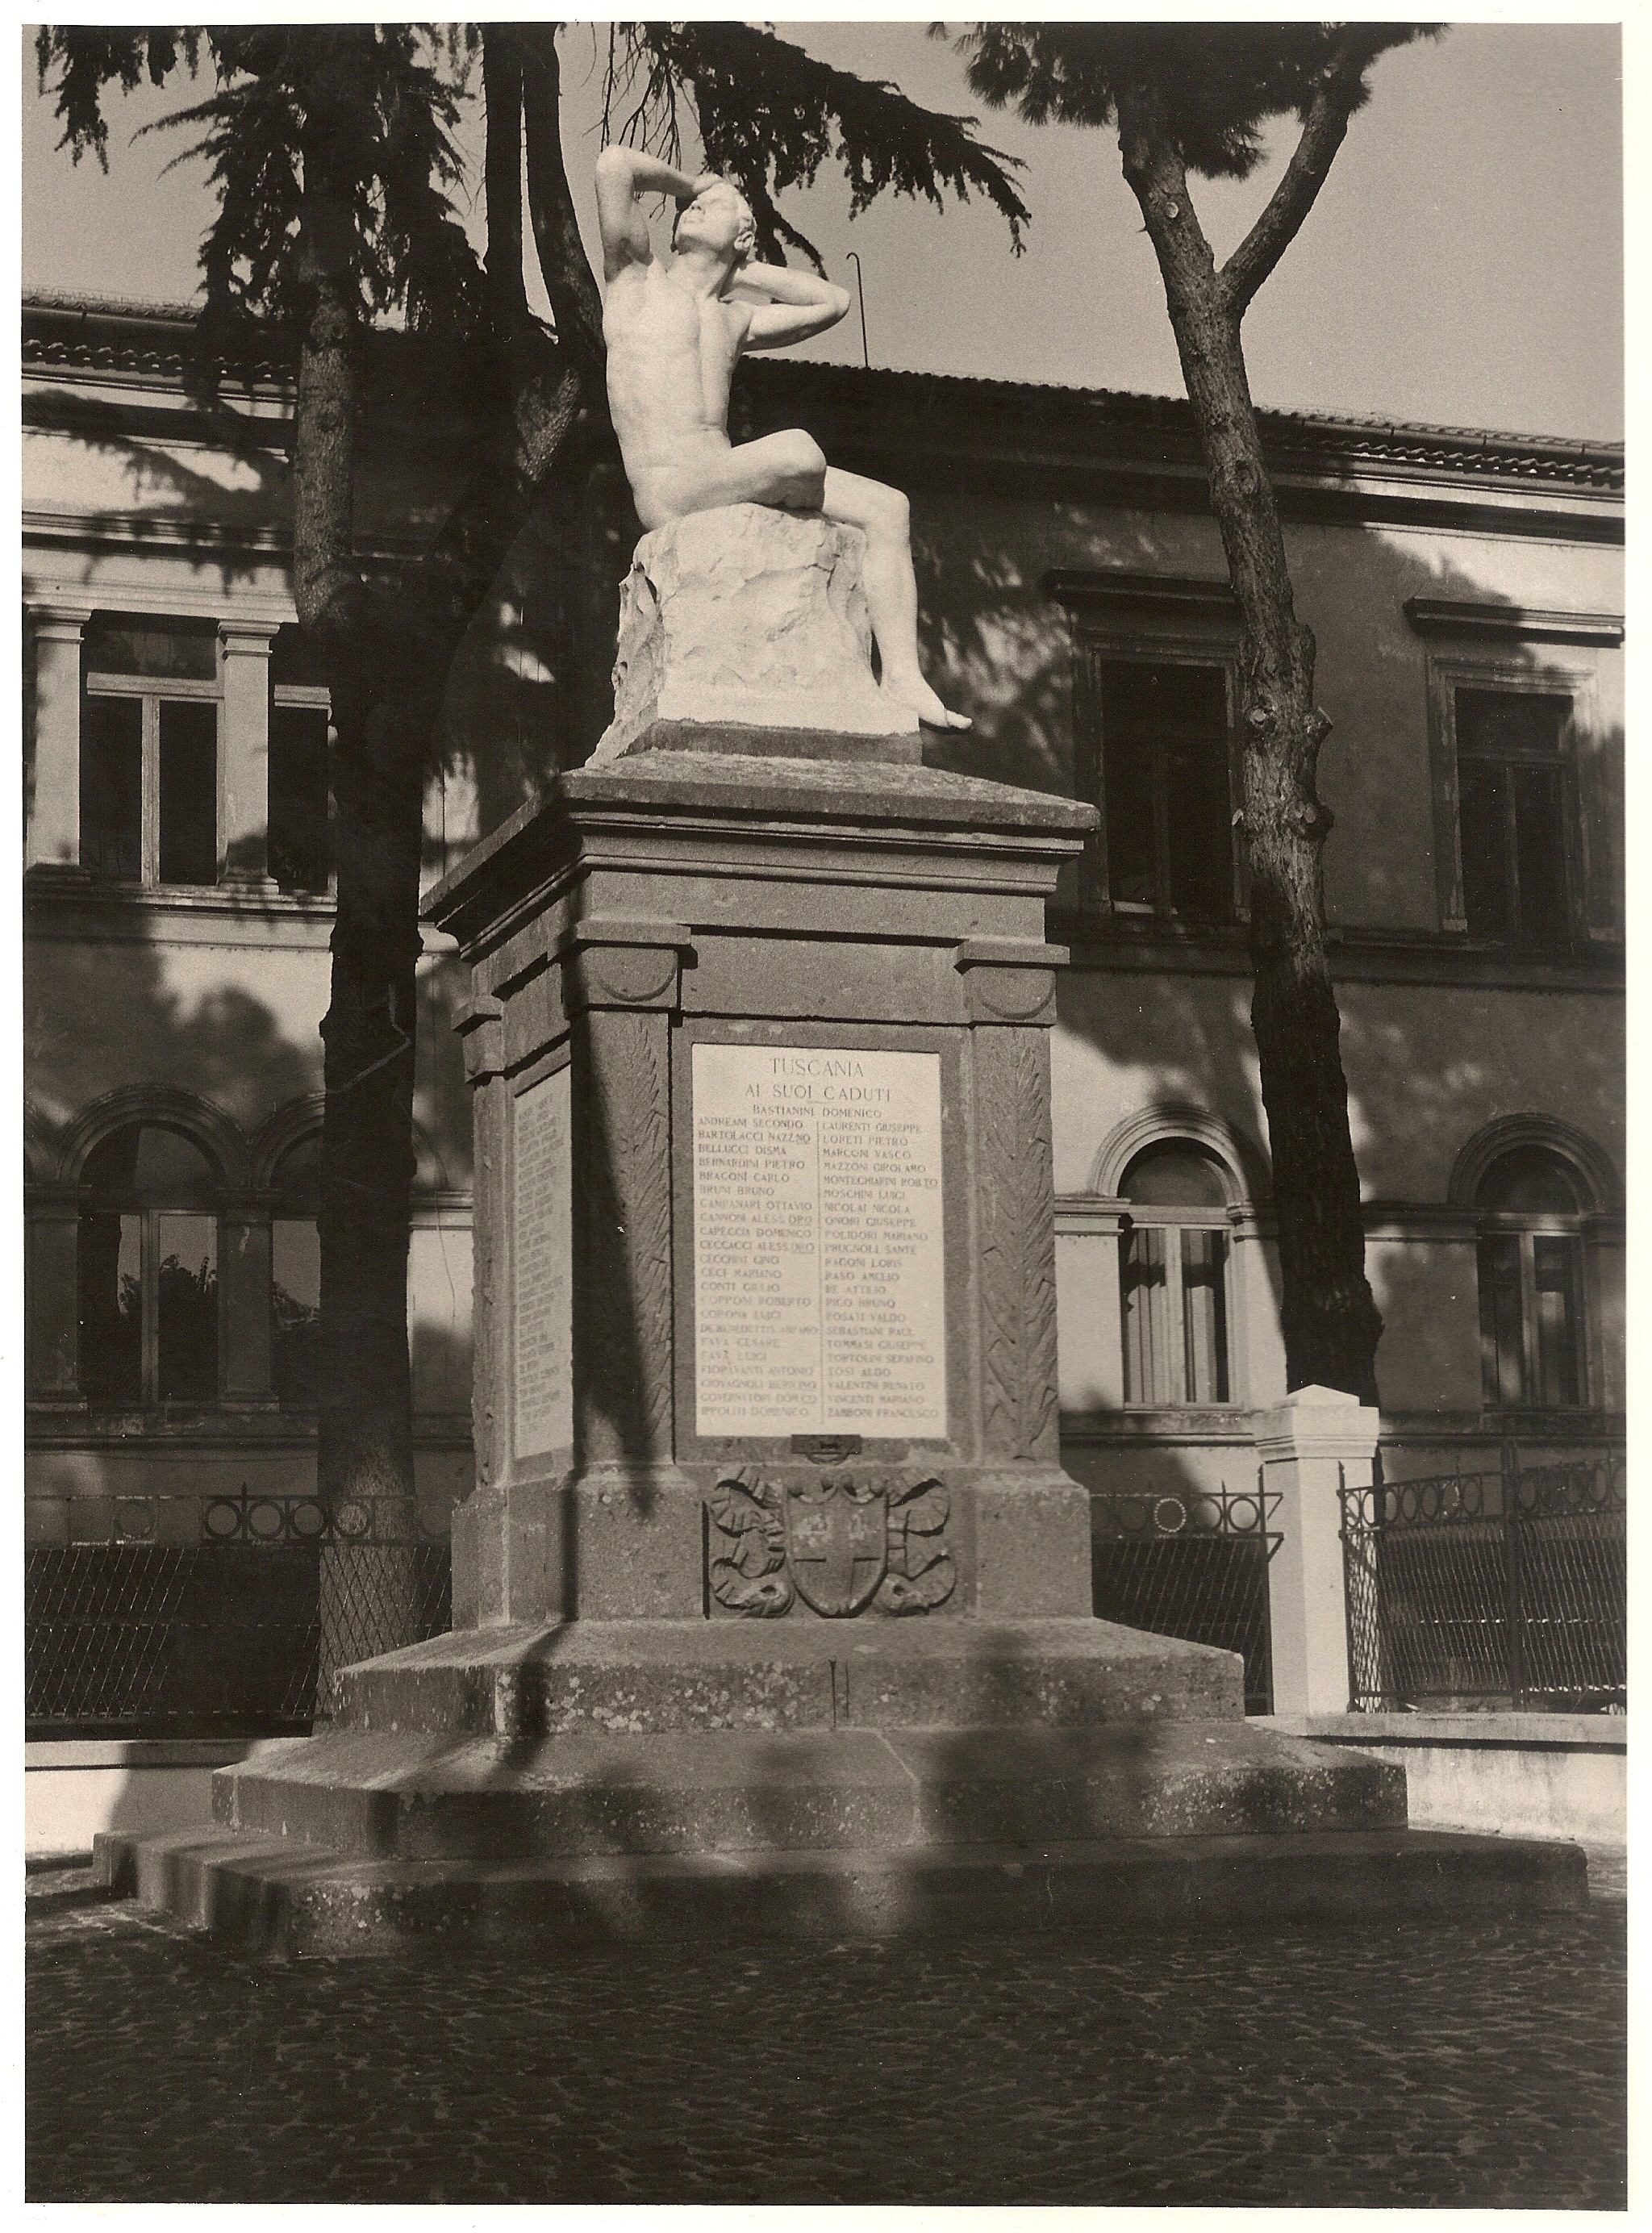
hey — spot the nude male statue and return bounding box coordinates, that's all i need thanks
[596,146,970,733]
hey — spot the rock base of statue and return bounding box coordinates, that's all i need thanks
[591,504,922,764]
[94,522,1586,1951]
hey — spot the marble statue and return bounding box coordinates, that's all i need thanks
[596,147,970,733]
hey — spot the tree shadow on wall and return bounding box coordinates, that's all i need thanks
[31,348,1622,1925]
[434,454,639,852]
[902,493,1622,1434]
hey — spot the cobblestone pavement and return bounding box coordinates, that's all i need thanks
[27,1859,1624,2206]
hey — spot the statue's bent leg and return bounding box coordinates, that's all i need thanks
[822,467,970,731]
[632,430,826,528]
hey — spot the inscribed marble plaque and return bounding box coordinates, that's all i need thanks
[513,1066,573,1459]
[692,1042,945,1438]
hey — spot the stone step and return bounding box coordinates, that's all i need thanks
[215,1722,1404,1863]
[332,1616,1245,1740]
[94,1822,1587,1957]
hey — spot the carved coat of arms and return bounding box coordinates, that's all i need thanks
[707,1467,954,1619]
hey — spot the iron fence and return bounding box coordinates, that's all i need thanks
[1091,1483,1281,1713]
[1341,1448,1625,1712]
[26,1491,450,1738]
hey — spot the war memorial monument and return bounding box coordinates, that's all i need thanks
[98,161,1581,1947]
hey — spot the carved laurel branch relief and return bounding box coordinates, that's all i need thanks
[584,1011,674,1457]
[707,1466,955,1619]
[976,1029,1059,1461]
[473,1079,501,1487]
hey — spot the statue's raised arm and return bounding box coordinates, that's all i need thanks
[595,146,970,733]
[727,261,852,353]
[594,145,707,279]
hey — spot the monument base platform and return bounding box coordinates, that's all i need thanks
[94,1821,1586,1956]
[327,1617,1247,1738]
[89,1617,1586,1950]
[206,1718,1409,1857]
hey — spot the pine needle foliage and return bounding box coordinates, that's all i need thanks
[955,24,1429,182]
[603,22,1029,270]
[38,26,486,358]
[35,26,201,166]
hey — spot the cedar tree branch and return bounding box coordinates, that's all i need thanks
[1217,30,1376,319]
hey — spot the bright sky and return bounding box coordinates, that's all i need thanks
[20,20,1623,441]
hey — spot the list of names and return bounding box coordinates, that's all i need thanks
[512,1066,573,1459]
[691,1042,946,1438]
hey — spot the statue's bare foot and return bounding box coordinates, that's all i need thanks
[884,675,972,732]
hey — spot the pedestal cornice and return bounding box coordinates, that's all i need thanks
[426,749,1095,962]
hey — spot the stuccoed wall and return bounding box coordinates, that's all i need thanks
[1295,524,1624,933]
[1047,975,1624,1452]
[1335,979,1622,1200]
[912,491,1229,799]
[24,318,1623,1548]
[23,918,476,1538]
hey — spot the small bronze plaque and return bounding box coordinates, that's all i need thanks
[791,1433,862,1466]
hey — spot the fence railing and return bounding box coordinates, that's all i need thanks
[1341,1449,1625,1713]
[1091,1482,1281,1714]
[26,1492,450,1738]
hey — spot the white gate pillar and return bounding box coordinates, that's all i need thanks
[1257,1384,1379,1717]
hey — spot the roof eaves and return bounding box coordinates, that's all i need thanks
[23,290,1624,491]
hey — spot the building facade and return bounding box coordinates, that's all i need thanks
[23,295,1623,1688]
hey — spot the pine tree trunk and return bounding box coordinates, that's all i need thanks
[287,30,603,1707]
[315,678,425,1696]
[290,148,425,1706]
[1181,319,1381,1402]
[1121,111,1383,1404]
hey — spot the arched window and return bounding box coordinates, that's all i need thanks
[1476,1145,1587,1408]
[1119,1141,1233,1406]
[78,1124,219,1404]
[270,1133,322,1409]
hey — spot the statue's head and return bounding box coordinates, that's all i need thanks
[672,177,757,270]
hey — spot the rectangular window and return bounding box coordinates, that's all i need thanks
[155,1213,218,1401]
[1478,1230,1583,1409]
[80,697,143,883]
[157,700,219,886]
[1455,689,1572,945]
[1121,1226,1172,1403]
[268,703,332,894]
[1532,1237,1580,1409]
[82,619,222,888]
[1122,1223,1231,1404]
[1181,1227,1231,1404]
[1098,662,1233,921]
[1103,724,1158,908]
[82,617,218,682]
[272,1218,321,1409]
[1477,1234,1525,1405]
[77,1212,143,1404]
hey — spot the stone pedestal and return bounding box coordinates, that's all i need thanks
[92,526,1587,1946]
[439,748,1096,1635]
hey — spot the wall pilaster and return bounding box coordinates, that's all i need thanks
[27,1187,81,1401]
[26,603,93,877]
[219,620,281,887]
[566,927,687,1467]
[219,1210,277,1405]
